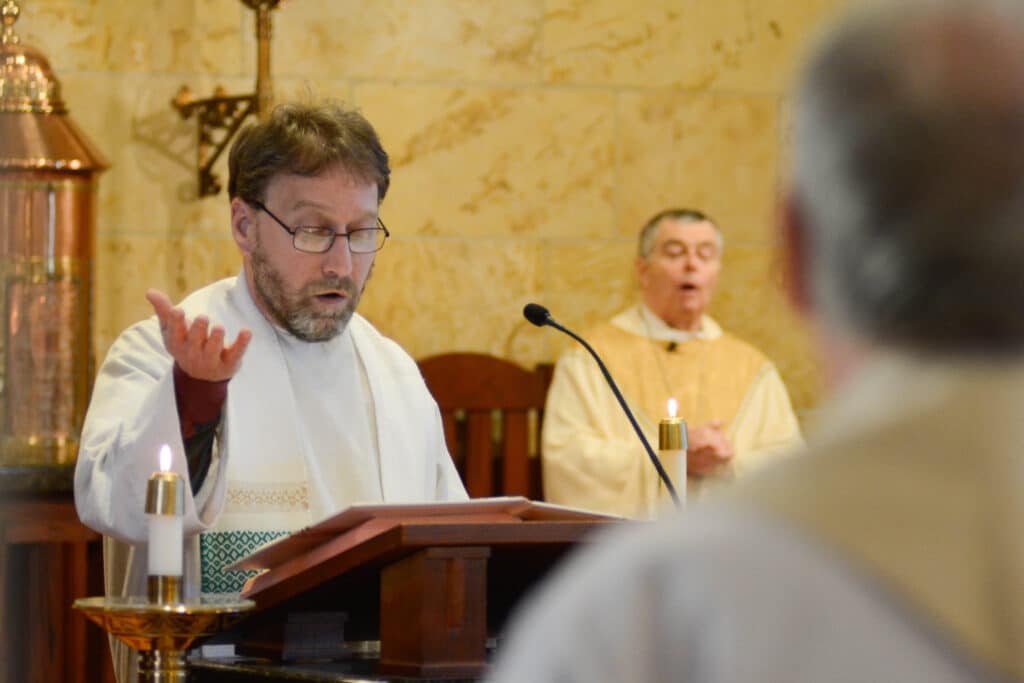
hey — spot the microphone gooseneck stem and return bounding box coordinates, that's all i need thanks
[547,319,681,508]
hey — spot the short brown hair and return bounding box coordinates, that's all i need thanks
[228,102,390,204]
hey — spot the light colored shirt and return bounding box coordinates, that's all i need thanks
[276,326,383,517]
[487,506,994,683]
[490,354,1024,683]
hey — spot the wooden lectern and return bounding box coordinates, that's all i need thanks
[226,498,618,678]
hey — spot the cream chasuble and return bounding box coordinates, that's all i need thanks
[542,305,801,518]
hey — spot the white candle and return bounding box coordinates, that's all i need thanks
[146,444,184,577]
[148,515,183,576]
[659,398,687,506]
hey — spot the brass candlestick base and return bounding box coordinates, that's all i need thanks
[73,595,254,682]
[148,575,183,605]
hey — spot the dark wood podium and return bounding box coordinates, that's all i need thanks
[226,498,618,679]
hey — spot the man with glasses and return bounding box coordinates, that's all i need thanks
[542,209,801,518]
[75,102,466,682]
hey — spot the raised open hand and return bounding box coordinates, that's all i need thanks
[146,289,252,382]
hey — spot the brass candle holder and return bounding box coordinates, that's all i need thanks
[145,463,185,605]
[71,446,253,681]
[659,407,688,506]
[73,595,254,683]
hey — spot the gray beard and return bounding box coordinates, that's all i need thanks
[250,248,359,342]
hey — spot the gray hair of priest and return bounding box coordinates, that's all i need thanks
[791,0,1024,353]
[637,208,724,259]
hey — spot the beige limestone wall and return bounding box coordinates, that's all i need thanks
[18,0,846,421]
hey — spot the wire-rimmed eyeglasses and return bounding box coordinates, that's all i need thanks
[251,201,390,254]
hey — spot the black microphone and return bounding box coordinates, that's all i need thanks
[524,303,680,508]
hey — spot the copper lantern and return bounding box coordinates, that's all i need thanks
[0,1,108,465]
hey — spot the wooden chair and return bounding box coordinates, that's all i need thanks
[418,353,553,500]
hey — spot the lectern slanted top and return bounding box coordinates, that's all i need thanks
[225,496,620,678]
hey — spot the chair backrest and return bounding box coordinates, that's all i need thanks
[417,353,552,500]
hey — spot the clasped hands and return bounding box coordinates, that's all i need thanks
[146,289,252,382]
[686,420,734,478]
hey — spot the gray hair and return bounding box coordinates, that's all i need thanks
[792,0,1024,352]
[637,208,724,259]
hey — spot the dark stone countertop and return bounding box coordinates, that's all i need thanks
[190,656,478,683]
[0,463,76,495]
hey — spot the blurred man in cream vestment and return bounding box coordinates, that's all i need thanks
[542,209,802,518]
[489,1,1024,681]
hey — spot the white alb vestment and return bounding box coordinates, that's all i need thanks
[75,274,466,599]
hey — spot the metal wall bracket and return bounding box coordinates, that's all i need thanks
[171,0,282,198]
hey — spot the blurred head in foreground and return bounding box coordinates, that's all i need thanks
[784,0,1024,382]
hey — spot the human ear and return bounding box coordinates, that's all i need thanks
[634,254,649,289]
[231,198,254,254]
[779,193,811,317]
